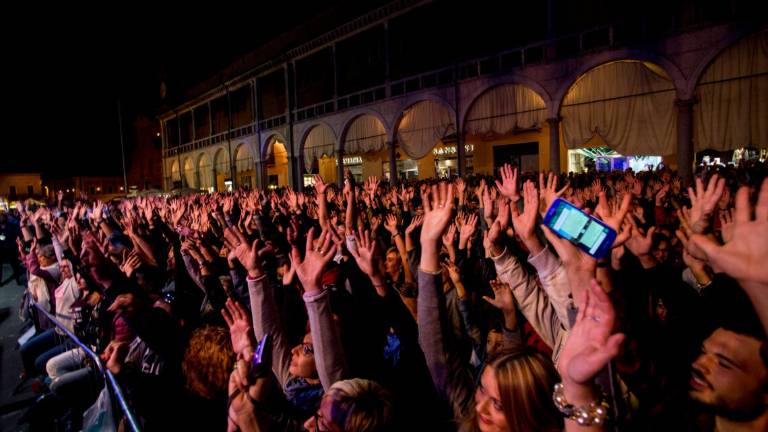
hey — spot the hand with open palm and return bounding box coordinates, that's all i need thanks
[557,279,624,403]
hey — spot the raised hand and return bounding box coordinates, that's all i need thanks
[455,177,466,195]
[441,223,457,248]
[511,181,541,251]
[483,279,516,314]
[595,192,632,247]
[539,172,569,216]
[719,208,735,243]
[495,163,520,201]
[291,227,337,293]
[624,218,656,262]
[486,199,511,253]
[223,227,263,278]
[458,213,478,249]
[313,174,328,195]
[687,174,726,234]
[655,183,670,206]
[557,280,624,394]
[691,178,768,285]
[384,214,399,236]
[419,182,455,272]
[221,298,255,356]
[349,229,380,280]
[405,214,424,235]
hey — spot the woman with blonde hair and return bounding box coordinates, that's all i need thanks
[417,182,622,432]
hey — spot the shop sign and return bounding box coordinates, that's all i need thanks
[433,144,474,156]
[337,156,363,166]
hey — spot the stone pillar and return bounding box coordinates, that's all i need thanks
[676,97,696,187]
[336,149,345,188]
[388,141,397,184]
[546,117,561,173]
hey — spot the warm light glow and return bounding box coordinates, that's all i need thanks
[120,186,124,191]
[156,132,161,137]
[96,187,101,192]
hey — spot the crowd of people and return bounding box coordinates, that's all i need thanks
[1,160,767,431]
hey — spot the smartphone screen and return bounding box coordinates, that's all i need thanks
[543,198,617,259]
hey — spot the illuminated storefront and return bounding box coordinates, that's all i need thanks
[568,147,662,173]
[433,144,474,178]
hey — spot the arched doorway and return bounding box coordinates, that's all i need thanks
[213,148,231,192]
[302,124,337,185]
[169,160,181,189]
[234,144,255,190]
[341,114,387,182]
[464,84,547,175]
[693,31,767,165]
[183,157,197,189]
[560,60,676,173]
[394,100,455,179]
[197,153,213,192]
[264,135,289,188]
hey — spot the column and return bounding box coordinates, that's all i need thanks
[388,141,396,184]
[336,148,345,188]
[546,117,561,173]
[676,97,696,187]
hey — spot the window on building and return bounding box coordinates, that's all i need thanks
[9,186,17,199]
[27,185,34,196]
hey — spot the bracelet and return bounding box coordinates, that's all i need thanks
[552,383,610,426]
[391,232,401,238]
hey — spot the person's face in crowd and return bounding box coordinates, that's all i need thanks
[289,333,317,379]
[486,330,504,357]
[475,366,509,432]
[654,298,668,324]
[303,394,340,432]
[652,239,670,264]
[335,224,346,238]
[385,251,400,275]
[60,259,73,280]
[690,328,768,419]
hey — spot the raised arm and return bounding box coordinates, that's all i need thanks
[293,227,348,390]
[225,226,293,389]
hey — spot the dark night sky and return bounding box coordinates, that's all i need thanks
[0,1,385,177]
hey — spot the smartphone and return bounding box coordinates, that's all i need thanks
[543,198,617,260]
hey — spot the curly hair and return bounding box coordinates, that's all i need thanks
[182,325,235,400]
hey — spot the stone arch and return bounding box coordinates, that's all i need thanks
[551,50,687,117]
[557,59,679,158]
[262,132,288,160]
[183,157,197,189]
[686,28,765,98]
[691,30,767,152]
[300,123,337,180]
[339,113,388,155]
[460,75,552,128]
[197,153,213,191]
[392,99,455,160]
[462,83,549,137]
[338,108,389,152]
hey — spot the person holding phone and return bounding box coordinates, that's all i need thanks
[415,182,623,432]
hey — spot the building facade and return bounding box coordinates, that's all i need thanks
[160,1,767,191]
[0,173,44,201]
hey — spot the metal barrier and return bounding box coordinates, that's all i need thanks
[32,303,142,432]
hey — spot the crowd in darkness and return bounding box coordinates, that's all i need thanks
[1,160,766,431]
